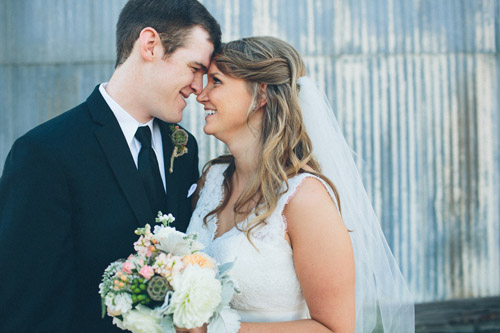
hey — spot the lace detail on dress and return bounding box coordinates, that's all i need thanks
[187,166,337,323]
[279,173,340,232]
[187,163,226,245]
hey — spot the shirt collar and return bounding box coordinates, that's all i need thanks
[99,83,156,147]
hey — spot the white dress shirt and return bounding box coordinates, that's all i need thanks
[99,83,166,192]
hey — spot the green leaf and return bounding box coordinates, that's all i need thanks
[101,297,107,318]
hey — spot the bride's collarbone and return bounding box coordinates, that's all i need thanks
[215,203,245,238]
[214,175,260,238]
[215,197,256,239]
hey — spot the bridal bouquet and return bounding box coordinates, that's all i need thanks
[99,213,239,333]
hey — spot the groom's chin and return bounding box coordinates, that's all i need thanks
[157,110,184,124]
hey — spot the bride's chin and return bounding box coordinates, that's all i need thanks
[203,127,219,139]
[203,123,228,140]
[203,125,212,135]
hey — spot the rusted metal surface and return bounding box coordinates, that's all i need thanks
[1,0,499,304]
[415,296,500,332]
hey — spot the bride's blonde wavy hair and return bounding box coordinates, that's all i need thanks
[202,36,340,240]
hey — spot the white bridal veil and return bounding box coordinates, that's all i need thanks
[298,77,415,332]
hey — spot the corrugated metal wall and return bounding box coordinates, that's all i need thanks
[1,0,498,304]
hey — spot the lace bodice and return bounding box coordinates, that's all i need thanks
[187,164,337,323]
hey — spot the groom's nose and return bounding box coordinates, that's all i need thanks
[190,73,203,95]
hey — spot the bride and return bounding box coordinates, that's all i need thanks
[186,36,414,332]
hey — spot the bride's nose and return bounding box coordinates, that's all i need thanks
[196,87,210,104]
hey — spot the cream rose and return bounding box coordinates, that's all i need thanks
[154,226,204,255]
[105,293,132,317]
[167,264,222,329]
[120,305,163,333]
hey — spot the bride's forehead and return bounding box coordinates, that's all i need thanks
[208,62,220,73]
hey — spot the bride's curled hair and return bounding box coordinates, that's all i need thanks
[203,36,340,239]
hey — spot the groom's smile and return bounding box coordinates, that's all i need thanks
[148,26,213,124]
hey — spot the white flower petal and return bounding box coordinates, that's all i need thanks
[167,265,222,329]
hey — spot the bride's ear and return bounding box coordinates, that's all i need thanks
[257,83,268,109]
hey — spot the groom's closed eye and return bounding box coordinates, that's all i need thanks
[189,62,208,74]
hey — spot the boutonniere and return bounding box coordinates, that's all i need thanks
[169,125,188,173]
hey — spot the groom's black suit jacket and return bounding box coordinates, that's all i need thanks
[0,86,199,332]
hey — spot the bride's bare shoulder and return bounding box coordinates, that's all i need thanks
[289,176,333,208]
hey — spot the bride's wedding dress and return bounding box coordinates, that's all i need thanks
[187,77,413,332]
[187,163,338,323]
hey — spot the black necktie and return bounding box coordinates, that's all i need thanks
[135,126,167,217]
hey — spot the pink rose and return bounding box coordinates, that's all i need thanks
[139,265,154,279]
[122,262,134,274]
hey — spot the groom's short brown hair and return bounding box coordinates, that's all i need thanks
[115,0,221,68]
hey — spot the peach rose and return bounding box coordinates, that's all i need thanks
[182,252,215,269]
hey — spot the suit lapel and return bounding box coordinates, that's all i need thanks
[86,86,152,227]
[158,121,180,219]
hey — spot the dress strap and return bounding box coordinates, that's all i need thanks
[278,173,340,214]
[271,173,340,236]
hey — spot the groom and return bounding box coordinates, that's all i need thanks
[0,0,220,332]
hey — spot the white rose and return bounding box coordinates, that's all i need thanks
[105,293,132,317]
[112,317,127,330]
[153,225,177,239]
[154,226,204,256]
[121,305,163,333]
[167,265,222,329]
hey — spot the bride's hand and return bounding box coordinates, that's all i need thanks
[175,323,207,333]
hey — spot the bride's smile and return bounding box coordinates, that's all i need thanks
[197,63,264,146]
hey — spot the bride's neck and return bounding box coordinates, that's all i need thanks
[227,139,260,186]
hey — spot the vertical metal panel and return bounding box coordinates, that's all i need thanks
[1,0,499,304]
[2,0,125,64]
[0,0,126,174]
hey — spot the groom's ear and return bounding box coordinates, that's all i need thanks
[138,27,162,62]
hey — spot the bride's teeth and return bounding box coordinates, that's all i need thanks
[206,110,217,116]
